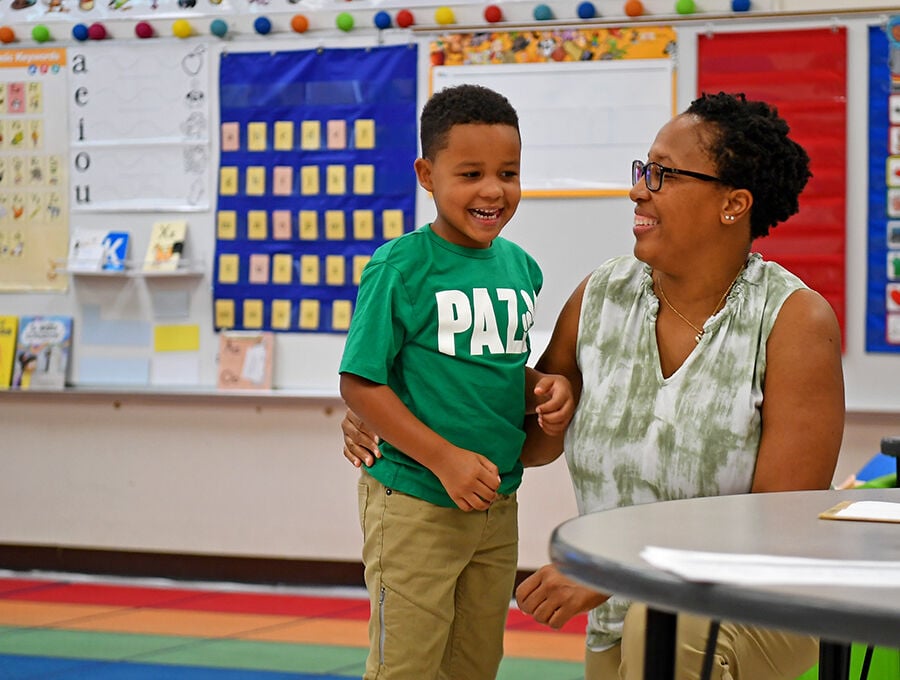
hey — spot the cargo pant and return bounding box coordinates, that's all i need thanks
[358,473,518,680]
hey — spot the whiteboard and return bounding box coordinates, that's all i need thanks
[432,59,675,195]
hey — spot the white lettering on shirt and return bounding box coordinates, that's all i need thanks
[435,288,535,356]
[436,290,472,356]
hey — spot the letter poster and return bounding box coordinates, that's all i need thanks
[0,47,68,292]
[213,44,418,334]
[68,43,211,212]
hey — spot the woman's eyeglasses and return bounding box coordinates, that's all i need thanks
[631,160,723,192]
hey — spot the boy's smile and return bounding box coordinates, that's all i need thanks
[415,123,522,249]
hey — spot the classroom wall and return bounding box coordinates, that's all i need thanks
[2,5,899,575]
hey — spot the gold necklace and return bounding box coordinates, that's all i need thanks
[656,268,743,344]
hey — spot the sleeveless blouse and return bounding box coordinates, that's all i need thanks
[562,253,806,649]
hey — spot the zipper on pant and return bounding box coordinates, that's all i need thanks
[378,586,386,665]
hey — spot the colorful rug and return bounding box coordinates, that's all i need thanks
[0,573,585,679]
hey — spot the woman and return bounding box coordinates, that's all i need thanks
[342,92,845,679]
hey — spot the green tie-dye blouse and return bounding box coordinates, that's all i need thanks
[563,252,806,650]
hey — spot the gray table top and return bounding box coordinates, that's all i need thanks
[550,488,900,648]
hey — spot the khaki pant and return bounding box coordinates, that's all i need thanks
[358,473,518,680]
[586,603,818,680]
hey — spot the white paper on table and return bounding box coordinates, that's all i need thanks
[640,546,900,587]
[830,501,900,522]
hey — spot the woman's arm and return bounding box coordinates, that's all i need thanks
[521,276,588,468]
[751,288,845,492]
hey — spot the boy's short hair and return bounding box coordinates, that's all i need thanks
[420,84,520,160]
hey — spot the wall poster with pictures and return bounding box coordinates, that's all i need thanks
[0,47,69,292]
[868,22,900,353]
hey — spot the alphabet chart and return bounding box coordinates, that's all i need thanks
[0,48,68,292]
[213,45,418,333]
[68,43,211,212]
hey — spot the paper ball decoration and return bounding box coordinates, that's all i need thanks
[290,14,309,33]
[336,12,354,31]
[732,0,750,10]
[533,4,554,20]
[624,0,643,16]
[135,21,154,38]
[576,1,596,19]
[172,19,192,38]
[484,4,502,22]
[675,0,695,14]
[210,19,228,37]
[72,23,89,41]
[31,25,50,43]
[374,10,391,29]
[0,26,15,43]
[253,16,272,34]
[396,9,415,27]
[434,6,455,24]
[88,22,107,40]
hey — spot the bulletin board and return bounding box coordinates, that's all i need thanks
[866,24,900,353]
[697,27,848,344]
[212,44,418,334]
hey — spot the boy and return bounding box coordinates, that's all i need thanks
[339,84,573,680]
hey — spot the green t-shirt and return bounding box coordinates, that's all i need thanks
[339,224,543,507]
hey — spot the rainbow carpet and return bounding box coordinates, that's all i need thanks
[0,572,585,679]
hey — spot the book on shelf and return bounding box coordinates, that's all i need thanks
[67,229,131,272]
[11,315,73,390]
[144,220,187,272]
[217,331,274,390]
[0,316,18,389]
[101,231,130,271]
[67,228,106,272]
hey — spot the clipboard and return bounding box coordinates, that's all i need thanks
[819,500,900,523]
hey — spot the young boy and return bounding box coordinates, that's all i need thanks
[339,84,574,680]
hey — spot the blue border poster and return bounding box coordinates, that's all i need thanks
[867,25,900,352]
[213,44,418,333]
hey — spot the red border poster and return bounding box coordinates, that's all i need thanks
[698,28,847,345]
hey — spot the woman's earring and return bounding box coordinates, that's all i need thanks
[724,214,735,221]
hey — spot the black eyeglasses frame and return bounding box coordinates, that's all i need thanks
[631,160,724,192]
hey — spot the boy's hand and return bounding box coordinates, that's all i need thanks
[341,409,381,468]
[433,450,500,512]
[533,374,575,436]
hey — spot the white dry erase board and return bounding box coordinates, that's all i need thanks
[431,59,675,197]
